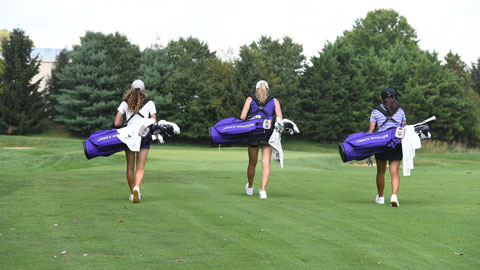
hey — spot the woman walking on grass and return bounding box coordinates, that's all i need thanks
[368,88,406,207]
[240,80,283,199]
[114,80,157,203]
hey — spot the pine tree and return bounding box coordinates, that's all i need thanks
[163,37,217,138]
[0,28,44,135]
[471,58,480,96]
[45,49,70,117]
[138,44,172,118]
[0,58,4,95]
[54,32,117,135]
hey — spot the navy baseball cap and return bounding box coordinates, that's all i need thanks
[381,88,396,99]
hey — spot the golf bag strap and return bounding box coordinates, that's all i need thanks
[124,98,151,124]
[248,94,274,118]
[375,104,398,130]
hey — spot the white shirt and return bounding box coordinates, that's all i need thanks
[117,100,157,126]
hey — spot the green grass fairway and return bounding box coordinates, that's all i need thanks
[1,136,479,269]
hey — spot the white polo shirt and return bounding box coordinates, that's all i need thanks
[117,100,157,126]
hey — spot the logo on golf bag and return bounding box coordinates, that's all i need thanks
[395,127,405,139]
[263,119,272,129]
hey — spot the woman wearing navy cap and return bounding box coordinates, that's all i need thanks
[368,88,406,207]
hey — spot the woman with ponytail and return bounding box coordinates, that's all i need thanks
[114,80,157,203]
[240,80,283,199]
[368,88,406,207]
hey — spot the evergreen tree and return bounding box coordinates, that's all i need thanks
[101,32,141,90]
[45,49,70,117]
[138,44,172,118]
[0,28,44,135]
[0,58,4,95]
[402,50,475,142]
[163,37,217,139]
[442,53,480,143]
[303,9,480,144]
[235,36,305,121]
[302,39,371,140]
[444,52,472,91]
[54,32,118,135]
[471,57,480,95]
[0,30,7,95]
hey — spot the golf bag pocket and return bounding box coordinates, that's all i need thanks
[86,129,122,151]
[83,129,126,159]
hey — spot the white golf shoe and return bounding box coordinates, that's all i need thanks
[129,194,133,201]
[375,195,385,204]
[245,183,254,196]
[390,194,399,207]
[132,186,141,203]
[259,190,267,199]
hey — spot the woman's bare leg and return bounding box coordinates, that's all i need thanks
[247,146,259,188]
[388,160,401,195]
[260,145,272,191]
[125,149,136,192]
[134,148,150,187]
[376,159,387,197]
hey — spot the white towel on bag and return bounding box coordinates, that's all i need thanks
[117,118,156,151]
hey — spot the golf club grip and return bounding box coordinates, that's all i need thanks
[413,116,436,127]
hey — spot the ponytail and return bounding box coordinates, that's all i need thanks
[257,83,268,103]
[383,97,399,116]
[124,88,146,113]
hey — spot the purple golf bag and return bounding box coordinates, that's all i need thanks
[83,123,176,159]
[209,117,275,146]
[83,129,129,159]
[339,127,404,162]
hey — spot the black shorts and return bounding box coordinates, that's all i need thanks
[375,144,402,161]
[247,138,269,148]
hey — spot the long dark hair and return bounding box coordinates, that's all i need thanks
[383,97,399,116]
[124,88,146,113]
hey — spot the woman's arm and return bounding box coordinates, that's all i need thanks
[114,112,123,127]
[240,97,252,120]
[151,113,157,121]
[274,98,283,120]
[368,122,376,133]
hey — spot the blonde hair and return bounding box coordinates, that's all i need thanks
[256,82,268,103]
[124,88,147,113]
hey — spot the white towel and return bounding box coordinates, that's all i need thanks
[268,118,300,169]
[117,118,155,152]
[269,124,284,168]
[401,125,422,176]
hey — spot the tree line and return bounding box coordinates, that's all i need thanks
[1,9,480,145]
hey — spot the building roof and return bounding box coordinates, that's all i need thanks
[31,48,64,62]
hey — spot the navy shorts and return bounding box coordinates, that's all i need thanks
[247,138,269,148]
[140,137,151,149]
[375,144,402,161]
